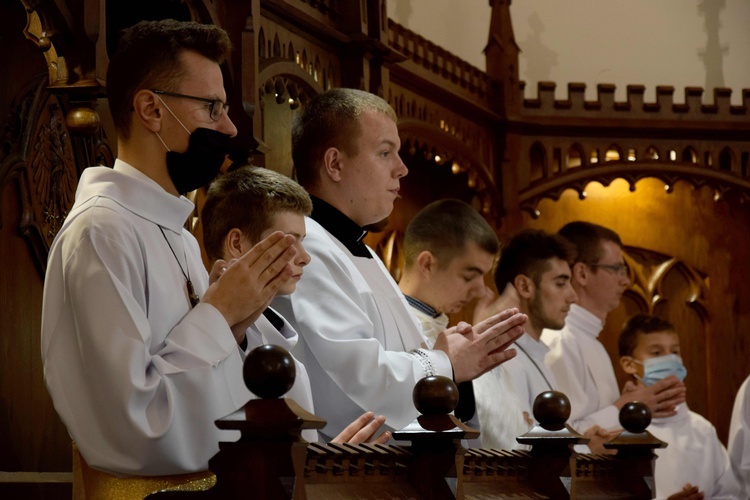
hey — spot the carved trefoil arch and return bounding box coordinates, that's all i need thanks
[0,78,113,274]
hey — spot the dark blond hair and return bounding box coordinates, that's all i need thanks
[202,166,312,262]
[403,199,498,269]
[292,88,397,188]
[558,221,622,266]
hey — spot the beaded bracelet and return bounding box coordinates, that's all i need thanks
[411,348,435,377]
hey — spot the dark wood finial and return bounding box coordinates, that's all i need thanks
[412,375,459,415]
[242,344,296,399]
[532,390,571,431]
[619,401,652,433]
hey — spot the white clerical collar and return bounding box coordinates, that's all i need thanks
[516,332,549,363]
[565,303,605,339]
[74,160,194,234]
[433,313,449,330]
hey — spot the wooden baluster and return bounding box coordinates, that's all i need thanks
[571,401,665,499]
[605,402,665,499]
[392,375,479,500]
[149,344,326,499]
[515,390,587,499]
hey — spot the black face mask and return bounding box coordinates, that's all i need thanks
[166,127,230,194]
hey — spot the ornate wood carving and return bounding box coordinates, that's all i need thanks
[257,16,341,93]
[20,0,100,90]
[520,162,750,218]
[388,87,502,221]
[621,247,709,321]
[0,77,113,275]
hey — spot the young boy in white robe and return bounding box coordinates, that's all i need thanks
[618,314,741,499]
[201,165,390,445]
[729,373,750,497]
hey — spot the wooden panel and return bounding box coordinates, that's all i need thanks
[0,0,73,482]
[521,177,750,443]
[0,181,71,473]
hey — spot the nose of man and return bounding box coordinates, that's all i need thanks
[395,154,408,177]
[619,272,631,288]
[217,112,238,138]
[567,287,578,304]
[468,281,486,301]
[297,247,312,267]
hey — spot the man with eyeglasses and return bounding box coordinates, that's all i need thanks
[41,19,300,478]
[541,222,687,433]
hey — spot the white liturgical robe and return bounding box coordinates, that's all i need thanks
[272,216,453,440]
[729,374,750,497]
[542,304,621,432]
[473,361,530,450]
[42,161,252,476]
[246,309,318,443]
[650,404,742,499]
[502,333,557,417]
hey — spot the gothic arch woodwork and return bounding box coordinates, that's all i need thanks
[523,175,750,441]
[397,119,500,222]
[606,247,710,417]
[257,15,341,91]
[519,161,750,218]
[256,73,322,176]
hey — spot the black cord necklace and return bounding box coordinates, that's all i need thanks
[159,226,200,308]
[514,341,554,391]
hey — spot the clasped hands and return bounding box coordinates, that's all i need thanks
[618,375,687,419]
[434,307,527,384]
[203,231,297,344]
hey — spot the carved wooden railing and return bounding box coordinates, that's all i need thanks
[149,345,665,500]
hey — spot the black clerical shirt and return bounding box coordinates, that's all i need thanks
[309,196,371,258]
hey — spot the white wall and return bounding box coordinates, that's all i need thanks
[389,0,750,104]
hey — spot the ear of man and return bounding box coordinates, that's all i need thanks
[132,89,163,133]
[619,356,638,376]
[513,274,535,300]
[323,147,344,182]
[223,228,247,260]
[416,250,438,278]
[571,261,588,286]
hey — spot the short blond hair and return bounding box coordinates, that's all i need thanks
[292,88,397,188]
[202,166,312,262]
[404,199,498,269]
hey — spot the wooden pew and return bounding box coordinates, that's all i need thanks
[151,346,666,499]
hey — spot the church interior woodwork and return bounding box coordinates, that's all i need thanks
[0,0,747,497]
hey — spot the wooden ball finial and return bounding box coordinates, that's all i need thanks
[619,401,652,433]
[412,376,459,415]
[66,107,101,135]
[533,390,571,431]
[243,344,296,399]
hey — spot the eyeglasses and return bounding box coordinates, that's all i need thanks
[586,262,629,276]
[151,90,229,122]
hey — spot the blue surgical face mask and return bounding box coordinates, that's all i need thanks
[633,354,687,386]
